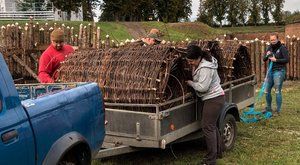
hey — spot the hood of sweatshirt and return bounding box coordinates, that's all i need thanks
[195,57,218,73]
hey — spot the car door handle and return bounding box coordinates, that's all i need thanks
[1,130,18,143]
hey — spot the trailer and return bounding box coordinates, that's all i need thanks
[15,75,256,159]
[95,75,256,158]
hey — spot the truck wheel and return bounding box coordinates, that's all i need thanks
[58,145,91,165]
[220,114,237,151]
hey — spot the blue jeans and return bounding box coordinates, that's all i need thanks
[265,69,286,112]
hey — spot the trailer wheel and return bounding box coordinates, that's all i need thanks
[221,114,237,151]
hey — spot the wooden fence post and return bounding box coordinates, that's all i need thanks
[88,23,92,48]
[261,40,267,81]
[44,23,49,44]
[70,27,74,45]
[292,36,297,80]
[92,23,97,49]
[105,35,110,50]
[97,27,101,49]
[78,24,83,48]
[286,35,291,80]
[295,37,300,80]
[254,38,261,83]
[82,25,87,49]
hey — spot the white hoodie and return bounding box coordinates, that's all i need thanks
[188,57,224,101]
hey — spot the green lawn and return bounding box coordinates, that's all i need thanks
[0,20,227,41]
[0,20,285,42]
[93,81,300,164]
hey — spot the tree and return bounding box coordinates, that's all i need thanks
[197,0,214,26]
[209,0,227,27]
[237,0,249,26]
[100,0,191,22]
[16,0,51,11]
[82,0,101,21]
[50,0,82,20]
[248,0,261,26]
[99,0,123,21]
[155,0,191,22]
[271,0,285,25]
[283,10,300,24]
[227,0,239,26]
[261,0,271,24]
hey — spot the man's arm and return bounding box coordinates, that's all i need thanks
[38,54,54,83]
[276,46,289,64]
[263,47,272,62]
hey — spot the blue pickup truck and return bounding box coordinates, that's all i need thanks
[0,53,105,165]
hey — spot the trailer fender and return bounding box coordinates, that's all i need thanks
[42,132,91,165]
[218,102,240,128]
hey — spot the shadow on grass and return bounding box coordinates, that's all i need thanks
[93,138,208,165]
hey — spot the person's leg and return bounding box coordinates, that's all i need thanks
[265,72,274,111]
[273,70,285,113]
[201,96,224,165]
[216,122,224,159]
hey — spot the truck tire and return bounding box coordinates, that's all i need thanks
[58,144,91,165]
[220,114,237,151]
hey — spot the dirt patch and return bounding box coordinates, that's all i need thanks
[120,22,148,39]
[230,32,285,41]
[286,22,300,38]
[168,22,212,35]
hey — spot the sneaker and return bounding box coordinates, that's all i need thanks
[262,107,273,114]
[273,111,280,117]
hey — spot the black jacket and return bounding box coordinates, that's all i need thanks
[263,42,289,71]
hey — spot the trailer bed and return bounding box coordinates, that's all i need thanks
[100,75,256,153]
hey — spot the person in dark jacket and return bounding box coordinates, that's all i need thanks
[263,34,289,116]
[186,45,225,165]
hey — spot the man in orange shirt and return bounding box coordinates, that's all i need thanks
[38,29,74,83]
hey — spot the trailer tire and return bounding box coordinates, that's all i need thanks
[220,114,237,151]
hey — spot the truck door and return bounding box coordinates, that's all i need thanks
[0,54,35,165]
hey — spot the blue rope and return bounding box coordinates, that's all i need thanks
[257,61,273,101]
[241,61,273,123]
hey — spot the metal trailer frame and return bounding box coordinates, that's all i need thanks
[95,75,256,159]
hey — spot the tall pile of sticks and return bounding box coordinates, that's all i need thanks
[58,42,252,104]
[196,41,252,83]
[58,45,188,104]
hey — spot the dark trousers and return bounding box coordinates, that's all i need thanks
[201,95,225,165]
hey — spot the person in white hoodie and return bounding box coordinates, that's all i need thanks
[186,45,225,165]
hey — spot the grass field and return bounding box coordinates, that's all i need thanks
[4,20,288,42]
[0,20,225,41]
[93,81,300,165]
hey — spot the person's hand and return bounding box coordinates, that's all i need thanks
[269,56,277,62]
[72,46,79,51]
[186,80,193,86]
[266,51,273,58]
